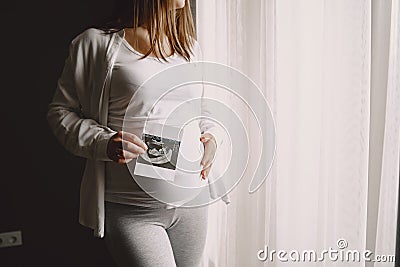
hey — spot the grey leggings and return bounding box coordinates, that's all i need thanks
[104,201,209,267]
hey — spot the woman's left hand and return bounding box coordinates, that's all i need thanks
[199,133,217,180]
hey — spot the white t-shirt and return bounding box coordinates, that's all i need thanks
[105,32,215,207]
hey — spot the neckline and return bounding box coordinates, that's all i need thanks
[122,28,178,60]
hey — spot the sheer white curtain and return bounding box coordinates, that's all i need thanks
[197,0,400,266]
[373,0,400,265]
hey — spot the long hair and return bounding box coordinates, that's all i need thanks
[96,0,196,62]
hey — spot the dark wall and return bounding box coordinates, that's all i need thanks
[1,1,121,266]
[0,1,196,266]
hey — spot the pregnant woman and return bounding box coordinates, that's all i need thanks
[46,0,229,266]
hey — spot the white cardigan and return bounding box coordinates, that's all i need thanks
[46,28,231,238]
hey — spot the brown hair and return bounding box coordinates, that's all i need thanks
[97,0,196,62]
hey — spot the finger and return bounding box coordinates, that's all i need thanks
[201,145,217,164]
[200,133,214,142]
[113,149,139,164]
[201,166,211,179]
[201,149,215,167]
[203,168,210,178]
[112,137,146,154]
[121,139,146,154]
[119,149,141,160]
[120,131,148,150]
[117,157,133,164]
[201,170,206,180]
[200,133,217,149]
[201,163,212,175]
[201,158,212,169]
[125,132,148,150]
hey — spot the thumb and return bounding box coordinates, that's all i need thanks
[200,133,214,143]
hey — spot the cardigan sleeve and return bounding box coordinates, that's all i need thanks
[195,41,225,148]
[46,31,118,161]
[199,86,225,148]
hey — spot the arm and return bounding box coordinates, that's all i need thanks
[195,41,225,148]
[199,85,225,149]
[46,33,117,161]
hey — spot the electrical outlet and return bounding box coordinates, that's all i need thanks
[0,231,22,248]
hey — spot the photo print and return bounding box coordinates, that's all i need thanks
[133,123,183,181]
[137,133,180,170]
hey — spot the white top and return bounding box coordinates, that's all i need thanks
[105,31,221,208]
[47,28,231,238]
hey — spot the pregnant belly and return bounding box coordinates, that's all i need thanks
[107,121,206,206]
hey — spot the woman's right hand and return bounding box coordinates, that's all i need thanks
[107,131,148,164]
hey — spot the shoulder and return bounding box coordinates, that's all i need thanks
[70,27,117,50]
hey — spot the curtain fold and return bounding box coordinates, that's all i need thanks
[374,0,400,265]
[197,0,399,266]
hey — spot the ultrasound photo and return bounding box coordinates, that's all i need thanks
[137,133,181,170]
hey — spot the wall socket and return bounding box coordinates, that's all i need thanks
[0,231,23,248]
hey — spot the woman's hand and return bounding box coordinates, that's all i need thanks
[107,131,148,164]
[200,133,217,180]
